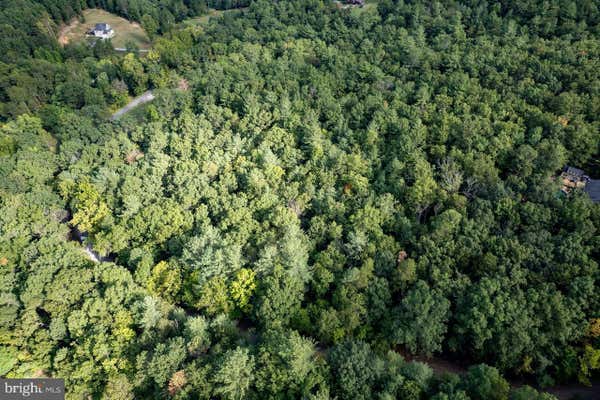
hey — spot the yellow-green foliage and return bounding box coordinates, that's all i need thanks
[195,276,233,316]
[230,268,256,313]
[68,179,110,233]
[578,345,600,386]
[147,261,182,302]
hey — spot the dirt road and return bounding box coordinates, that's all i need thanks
[110,91,154,120]
[399,351,598,400]
[113,48,150,52]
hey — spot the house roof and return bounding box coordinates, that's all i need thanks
[563,166,586,179]
[584,180,600,203]
[94,23,111,31]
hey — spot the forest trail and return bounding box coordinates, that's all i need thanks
[83,244,100,263]
[400,351,598,400]
[110,91,155,120]
[542,383,599,400]
[114,48,150,52]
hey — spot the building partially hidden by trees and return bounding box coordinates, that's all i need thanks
[560,166,600,203]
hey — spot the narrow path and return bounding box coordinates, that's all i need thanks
[110,91,155,120]
[543,383,598,400]
[400,351,598,400]
[83,245,100,263]
[113,48,150,52]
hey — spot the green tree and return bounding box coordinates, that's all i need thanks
[230,268,256,315]
[329,340,378,400]
[391,280,450,355]
[212,347,255,400]
[255,330,322,398]
[66,179,110,233]
[120,53,147,95]
[254,266,304,330]
[147,260,182,302]
[510,386,557,400]
[461,364,510,400]
[140,14,159,39]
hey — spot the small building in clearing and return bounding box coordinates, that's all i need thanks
[90,23,114,39]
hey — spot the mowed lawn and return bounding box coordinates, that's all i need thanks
[59,9,151,50]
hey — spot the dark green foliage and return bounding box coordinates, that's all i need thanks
[328,340,378,400]
[391,280,450,355]
[461,364,510,400]
[1,0,599,398]
[212,347,255,400]
[254,330,324,399]
[510,385,557,400]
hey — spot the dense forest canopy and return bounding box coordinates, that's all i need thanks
[0,0,599,399]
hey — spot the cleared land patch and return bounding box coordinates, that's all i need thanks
[58,9,151,50]
[350,0,379,14]
[180,7,249,27]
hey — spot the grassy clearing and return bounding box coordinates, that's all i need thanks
[331,0,379,14]
[350,0,379,15]
[180,7,249,27]
[58,9,151,50]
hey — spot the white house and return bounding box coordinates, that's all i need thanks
[91,23,114,39]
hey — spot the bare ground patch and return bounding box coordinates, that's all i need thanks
[58,18,80,45]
